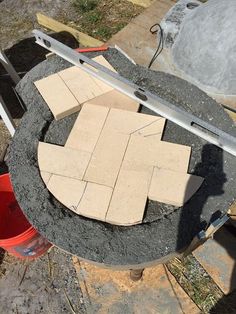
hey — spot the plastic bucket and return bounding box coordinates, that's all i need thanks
[0,173,52,259]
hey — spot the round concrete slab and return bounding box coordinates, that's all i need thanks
[8,49,236,268]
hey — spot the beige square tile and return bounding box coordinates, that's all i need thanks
[89,55,116,94]
[84,129,129,187]
[106,162,153,226]
[132,117,166,140]
[86,89,140,112]
[58,56,115,104]
[103,108,160,135]
[77,182,113,221]
[148,168,204,207]
[58,66,103,104]
[47,174,86,211]
[34,73,80,120]
[65,104,110,153]
[124,135,191,173]
[40,171,52,185]
[38,142,91,180]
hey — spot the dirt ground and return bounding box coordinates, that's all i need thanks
[0,0,235,313]
[0,247,85,313]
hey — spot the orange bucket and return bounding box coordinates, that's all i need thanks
[0,173,52,258]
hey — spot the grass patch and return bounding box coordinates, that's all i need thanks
[73,0,98,12]
[70,0,144,41]
[167,255,236,313]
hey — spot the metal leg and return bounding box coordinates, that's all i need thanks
[130,269,144,281]
[0,50,20,85]
[0,95,16,137]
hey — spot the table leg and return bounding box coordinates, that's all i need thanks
[130,268,144,281]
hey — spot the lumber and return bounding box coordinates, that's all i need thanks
[127,0,177,8]
[127,0,153,7]
[36,13,103,47]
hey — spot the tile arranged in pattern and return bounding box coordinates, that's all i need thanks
[38,142,91,180]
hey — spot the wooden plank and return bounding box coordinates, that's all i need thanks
[108,0,174,66]
[225,108,236,121]
[127,0,176,8]
[127,0,154,8]
[36,13,103,47]
[193,227,236,294]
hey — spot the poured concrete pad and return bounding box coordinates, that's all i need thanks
[73,258,200,313]
[9,49,236,267]
[193,226,236,294]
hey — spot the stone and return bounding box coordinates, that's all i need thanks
[34,73,80,120]
[106,162,153,225]
[38,142,91,180]
[65,104,109,153]
[77,182,113,221]
[40,171,52,185]
[84,129,129,187]
[148,168,204,207]
[86,89,140,112]
[47,174,86,211]
[103,108,160,135]
[124,135,191,172]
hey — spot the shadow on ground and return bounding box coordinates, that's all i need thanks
[0,31,79,175]
[177,144,236,312]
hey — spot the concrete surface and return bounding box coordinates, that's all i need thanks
[172,0,236,95]
[193,226,236,295]
[8,48,236,268]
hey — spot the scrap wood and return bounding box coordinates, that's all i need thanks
[36,13,103,47]
[228,201,236,220]
[127,0,177,7]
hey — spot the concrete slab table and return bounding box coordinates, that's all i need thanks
[8,48,236,269]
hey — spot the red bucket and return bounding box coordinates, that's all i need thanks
[0,173,52,259]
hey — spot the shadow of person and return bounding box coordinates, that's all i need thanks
[177,143,236,313]
[176,144,226,253]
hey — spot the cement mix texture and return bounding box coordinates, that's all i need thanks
[8,49,236,268]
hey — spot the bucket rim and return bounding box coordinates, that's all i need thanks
[0,173,11,190]
[0,226,38,247]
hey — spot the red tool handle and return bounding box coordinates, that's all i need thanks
[75,46,108,53]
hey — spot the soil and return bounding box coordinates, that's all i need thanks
[0,247,85,314]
